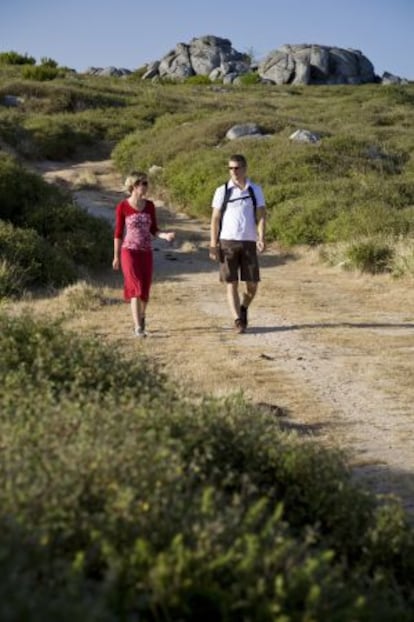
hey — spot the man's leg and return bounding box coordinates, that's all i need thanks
[240,281,258,328]
[226,281,241,320]
[242,281,258,308]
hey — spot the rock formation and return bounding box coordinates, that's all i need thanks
[258,44,375,85]
[81,36,407,85]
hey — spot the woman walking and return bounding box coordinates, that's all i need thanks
[113,171,175,337]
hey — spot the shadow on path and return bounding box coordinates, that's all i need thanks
[250,321,414,334]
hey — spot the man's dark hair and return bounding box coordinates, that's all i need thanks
[228,154,247,167]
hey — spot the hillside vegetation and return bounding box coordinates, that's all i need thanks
[1,61,414,286]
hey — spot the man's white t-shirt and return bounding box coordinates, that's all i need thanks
[212,179,265,242]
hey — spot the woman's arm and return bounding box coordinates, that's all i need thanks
[112,237,122,270]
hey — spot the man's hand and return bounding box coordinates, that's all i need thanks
[257,240,265,254]
[209,246,219,261]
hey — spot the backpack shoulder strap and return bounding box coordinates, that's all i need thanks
[247,185,257,209]
[217,182,233,242]
[247,185,258,222]
[221,182,233,213]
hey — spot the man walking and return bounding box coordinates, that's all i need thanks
[209,154,266,333]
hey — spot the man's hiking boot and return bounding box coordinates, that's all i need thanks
[234,318,245,334]
[240,305,248,330]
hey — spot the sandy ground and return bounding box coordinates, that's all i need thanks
[31,159,414,514]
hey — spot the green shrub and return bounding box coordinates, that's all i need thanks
[346,239,394,273]
[238,72,262,85]
[21,65,59,81]
[0,312,165,398]
[40,57,58,68]
[0,259,27,298]
[0,51,36,65]
[21,115,94,159]
[0,221,77,290]
[0,153,60,224]
[61,280,108,312]
[22,201,113,269]
[185,75,212,85]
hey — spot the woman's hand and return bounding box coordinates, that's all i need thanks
[112,257,120,270]
[160,231,175,243]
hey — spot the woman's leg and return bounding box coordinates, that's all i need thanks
[130,297,140,331]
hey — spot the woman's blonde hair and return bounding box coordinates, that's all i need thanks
[124,171,147,194]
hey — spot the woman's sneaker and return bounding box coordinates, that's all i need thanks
[134,317,147,338]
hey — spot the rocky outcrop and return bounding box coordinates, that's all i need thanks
[258,44,375,85]
[84,66,132,77]
[381,71,408,85]
[82,36,407,86]
[142,35,250,82]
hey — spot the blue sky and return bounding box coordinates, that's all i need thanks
[1,0,413,79]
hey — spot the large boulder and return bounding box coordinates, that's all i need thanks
[258,44,376,85]
[143,35,250,82]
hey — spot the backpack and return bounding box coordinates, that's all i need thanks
[217,182,258,241]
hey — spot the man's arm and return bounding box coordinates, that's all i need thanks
[209,208,221,260]
[256,206,266,253]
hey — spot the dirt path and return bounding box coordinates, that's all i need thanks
[33,159,414,513]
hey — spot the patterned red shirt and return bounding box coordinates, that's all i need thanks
[114,199,159,252]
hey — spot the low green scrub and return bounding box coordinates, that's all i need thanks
[0,221,77,295]
[238,72,262,85]
[0,51,35,65]
[0,154,112,297]
[0,312,414,620]
[0,153,60,223]
[60,280,109,312]
[21,65,61,81]
[22,201,113,269]
[346,240,394,273]
[320,236,414,276]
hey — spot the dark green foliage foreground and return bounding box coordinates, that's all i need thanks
[1,312,414,621]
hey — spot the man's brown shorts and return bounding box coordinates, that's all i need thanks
[219,240,260,283]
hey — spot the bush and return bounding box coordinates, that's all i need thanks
[238,72,262,85]
[185,75,212,85]
[22,202,113,269]
[0,153,60,224]
[0,221,77,292]
[0,259,27,298]
[21,115,95,159]
[346,240,394,273]
[0,51,36,65]
[61,280,108,312]
[21,65,59,81]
